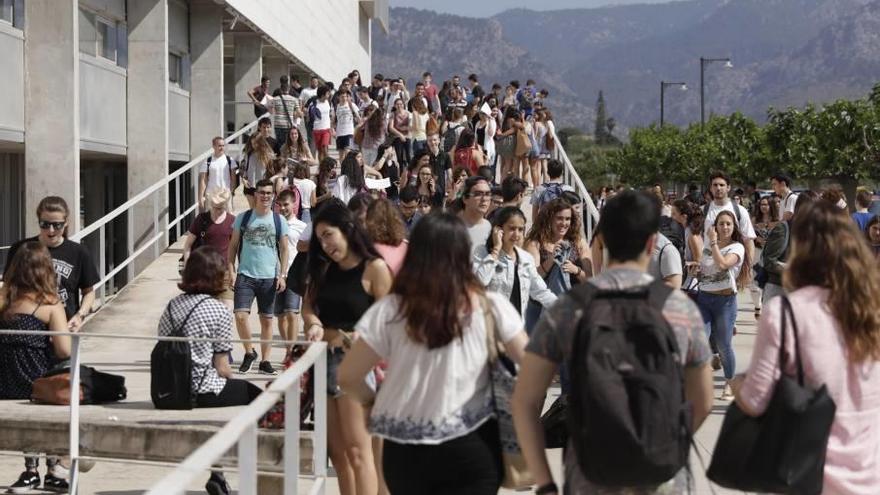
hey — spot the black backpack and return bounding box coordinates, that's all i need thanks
[442,123,463,152]
[567,281,690,486]
[658,216,685,271]
[150,297,212,410]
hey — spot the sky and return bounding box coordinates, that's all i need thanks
[390,0,673,18]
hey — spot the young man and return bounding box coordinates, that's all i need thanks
[468,73,485,105]
[422,71,440,114]
[271,83,302,150]
[198,137,236,211]
[770,173,798,221]
[369,73,386,103]
[398,185,422,236]
[512,190,714,495]
[247,76,271,117]
[183,189,236,308]
[332,89,360,154]
[487,176,527,223]
[649,232,684,289]
[299,76,319,108]
[356,85,373,114]
[852,189,874,231]
[458,176,492,252]
[310,85,333,161]
[274,189,307,358]
[531,158,574,220]
[227,180,289,375]
[426,133,452,192]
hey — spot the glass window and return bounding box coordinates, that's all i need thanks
[169,53,181,85]
[78,8,97,56]
[0,0,13,24]
[97,18,117,62]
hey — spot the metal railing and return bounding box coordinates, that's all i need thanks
[0,329,328,495]
[549,126,600,241]
[69,114,266,305]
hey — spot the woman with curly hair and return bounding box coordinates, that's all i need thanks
[279,126,317,167]
[358,103,387,167]
[523,198,592,331]
[366,198,408,275]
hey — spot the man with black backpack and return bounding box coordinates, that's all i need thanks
[512,190,713,495]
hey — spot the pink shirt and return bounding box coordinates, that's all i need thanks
[739,286,880,494]
[375,241,408,276]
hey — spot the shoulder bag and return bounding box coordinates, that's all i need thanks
[481,296,534,490]
[706,295,836,494]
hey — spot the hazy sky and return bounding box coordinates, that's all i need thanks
[390,0,673,17]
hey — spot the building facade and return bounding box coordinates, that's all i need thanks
[0,0,387,272]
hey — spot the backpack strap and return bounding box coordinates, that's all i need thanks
[170,296,212,338]
[204,155,213,186]
[273,212,283,260]
[569,281,601,313]
[237,209,254,260]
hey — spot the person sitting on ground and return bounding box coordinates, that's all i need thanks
[474,207,556,320]
[512,190,713,495]
[338,212,528,494]
[1,242,72,493]
[733,200,880,494]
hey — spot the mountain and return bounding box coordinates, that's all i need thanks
[372,0,880,133]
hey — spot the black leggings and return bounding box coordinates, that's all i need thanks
[196,378,262,408]
[383,419,503,495]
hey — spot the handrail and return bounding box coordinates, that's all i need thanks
[548,126,600,240]
[0,329,328,495]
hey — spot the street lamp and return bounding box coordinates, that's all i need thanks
[700,57,733,126]
[660,81,687,126]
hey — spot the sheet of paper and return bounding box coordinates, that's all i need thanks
[365,177,391,190]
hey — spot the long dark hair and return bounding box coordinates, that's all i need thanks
[393,213,484,349]
[306,200,380,305]
[316,157,336,197]
[340,150,366,191]
[486,207,525,253]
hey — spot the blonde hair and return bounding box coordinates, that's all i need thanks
[785,201,880,362]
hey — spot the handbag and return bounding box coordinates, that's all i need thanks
[706,296,836,494]
[514,129,532,157]
[481,296,535,490]
[32,365,127,405]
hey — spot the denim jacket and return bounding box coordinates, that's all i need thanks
[473,245,557,318]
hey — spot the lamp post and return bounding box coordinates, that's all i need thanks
[660,81,687,126]
[700,57,733,126]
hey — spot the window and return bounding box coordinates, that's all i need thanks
[96,18,117,62]
[169,53,182,85]
[79,9,97,56]
[0,0,13,24]
[78,7,124,65]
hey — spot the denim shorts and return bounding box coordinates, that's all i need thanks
[327,347,376,398]
[273,287,302,315]
[233,274,276,317]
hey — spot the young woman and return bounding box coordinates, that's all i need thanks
[335,150,367,204]
[866,215,880,258]
[692,210,751,400]
[402,150,430,190]
[241,134,275,209]
[265,158,289,195]
[1,242,71,493]
[414,163,446,209]
[410,96,430,156]
[447,166,471,205]
[388,98,412,166]
[533,111,551,184]
[292,162,317,225]
[523,198,592,331]
[476,106,498,177]
[365,198,408,276]
[751,196,780,318]
[358,103,387,167]
[733,201,880,494]
[497,106,521,179]
[302,201,393,495]
[337,213,528,494]
[279,126,317,167]
[473,207,556,319]
[373,144,401,202]
[315,157,338,207]
[451,127,485,176]
[672,199,705,291]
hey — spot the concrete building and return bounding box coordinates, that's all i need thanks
[0,0,388,274]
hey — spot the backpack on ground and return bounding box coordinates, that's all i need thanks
[535,182,565,210]
[443,124,463,152]
[567,281,690,486]
[150,296,212,410]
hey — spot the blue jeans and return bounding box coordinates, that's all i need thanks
[696,292,737,379]
[233,274,277,317]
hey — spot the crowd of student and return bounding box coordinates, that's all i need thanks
[2,69,880,495]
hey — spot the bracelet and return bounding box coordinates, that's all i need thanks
[535,482,558,495]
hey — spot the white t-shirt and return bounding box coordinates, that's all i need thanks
[699,242,745,293]
[199,154,234,195]
[466,219,492,253]
[703,200,756,242]
[283,216,308,272]
[482,118,497,155]
[648,233,683,282]
[782,191,798,216]
[313,100,332,131]
[357,292,522,444]
[293,178,317,209]
[299,87,317,107]
[335,102,359,136]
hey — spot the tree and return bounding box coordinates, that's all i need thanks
[594,91,609,144]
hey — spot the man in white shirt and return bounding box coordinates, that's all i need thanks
[771,173,798,221]
[299,76,319,108]
[458,176,493,253]
[703,171,756,264]
[198,137,236,211]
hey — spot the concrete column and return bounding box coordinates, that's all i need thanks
[127,0,169,272]
[233,33,263,130]
[263,56,289,94]
[24,0,80,236]
[189,0,224,153]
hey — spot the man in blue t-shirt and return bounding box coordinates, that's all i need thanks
[228,179,289,374]
[852,189,874,232]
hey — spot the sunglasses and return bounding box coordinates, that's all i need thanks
[39,220,66,231]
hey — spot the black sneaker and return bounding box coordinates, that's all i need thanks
[43,474,69,493]
[205,471,230,495]
[8,471,40,494]
[238,349,258,373]
[258,360,277,375]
